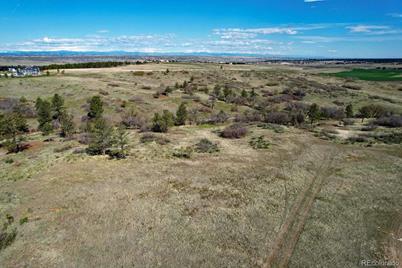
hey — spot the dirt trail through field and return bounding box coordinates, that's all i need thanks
[262,150,337,268]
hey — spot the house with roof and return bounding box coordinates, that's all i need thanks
[8,66,41,77]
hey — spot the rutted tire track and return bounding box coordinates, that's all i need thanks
[263,151,336,268]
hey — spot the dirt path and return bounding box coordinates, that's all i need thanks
[262,151,336,268]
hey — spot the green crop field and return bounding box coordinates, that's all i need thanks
[329,68,402,81]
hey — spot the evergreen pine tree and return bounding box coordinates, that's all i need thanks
[345,104,354,118]
[175,103,187,126]
[0,113,27,153]
[88,96,104,119]
[60,112,75,138]
[51,93,65,120]
[37,100,53,134]
[86,118,113,155]
[308,103,321,124]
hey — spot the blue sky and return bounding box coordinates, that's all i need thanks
[1,0,402,57]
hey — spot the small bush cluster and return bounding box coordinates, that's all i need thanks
[265,112,290,125]
[194,138,219,153]
[121,109,146,129]
[207,110,229,124]
[221,124,248,139]
[258,123,285,133]
[0,215,17,252]
[140,133,170,145]
[172,147,193,158]
[320,106,345,120]
[359,104,393,121]
[373,132,402,144]
[249,136,270,149]
[373,115,402,128]
[235,110,263,123]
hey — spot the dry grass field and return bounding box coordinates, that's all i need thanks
[0,62,401,267]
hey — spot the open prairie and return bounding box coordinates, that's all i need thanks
[0,63,401,267]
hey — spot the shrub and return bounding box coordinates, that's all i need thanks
[361,125,377,131]
[373,132,402,144]
[359,104,392,121]
[164,86,173,95]
[13,100,36,118]
[121,109,146,129]
[265,112,290,125]
[208,110,229,124]
[140,133,170,145]
[249,136,270,149]
[173,147,193,158]
[187,108,200,125]
[152,110,175,133]
[54,144,73,153]
[99,89,109,96]
[282,88,306,98]
[4,158,14,164]
[0,228,17,251]
[19,217,29,225]
[221,124,248,139]
[285,102,310,113]
[320,106,345,120]
[235,110,263,123]
[106,149,127,160]
[259,123,285,133]
[0,98,19,112]
[333,100,344,106]
[347,136,368,143]
[290,110,305,126]
[153,91,161,98]
[194,138,219,153]
[133,71,145,76]
[373,116,402,128]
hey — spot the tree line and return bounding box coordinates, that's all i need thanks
[40,61,131,71]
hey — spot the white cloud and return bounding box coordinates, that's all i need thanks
[216,27,299,36]
[2,34,175,52]
[304,0,325,2]
[346,25,389,33]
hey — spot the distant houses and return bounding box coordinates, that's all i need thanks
[7,66,41,77]
[0,66,42,77]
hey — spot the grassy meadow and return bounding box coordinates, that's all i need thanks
[0,63,401,267]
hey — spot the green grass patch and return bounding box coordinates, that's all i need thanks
[328,69,402,81]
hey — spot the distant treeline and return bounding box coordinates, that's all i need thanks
[40,61,136,70]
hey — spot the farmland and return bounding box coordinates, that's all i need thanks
[330,68,402,81]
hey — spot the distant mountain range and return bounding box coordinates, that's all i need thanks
[0,51,401,62]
